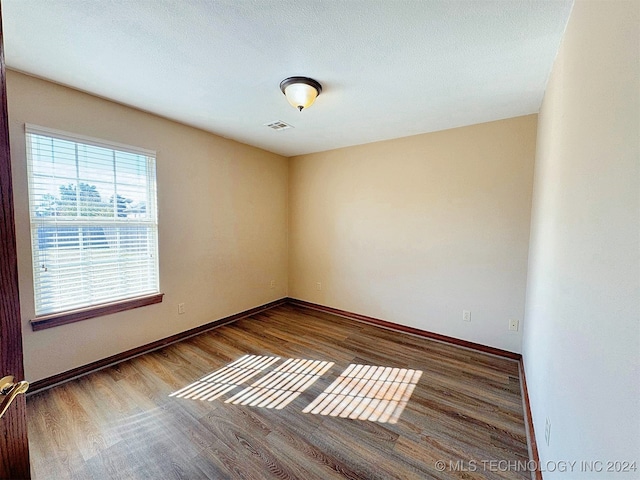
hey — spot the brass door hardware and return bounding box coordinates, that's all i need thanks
[0,376,29,419]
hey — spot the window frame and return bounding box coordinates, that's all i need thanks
[24,124,163,330]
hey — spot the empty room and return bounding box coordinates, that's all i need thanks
[0,0,637,479]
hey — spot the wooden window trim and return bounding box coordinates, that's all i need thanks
[30,293,164,331]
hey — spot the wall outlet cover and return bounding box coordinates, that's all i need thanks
[545,417,551,446]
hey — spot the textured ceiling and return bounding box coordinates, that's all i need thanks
[3,0,573,157]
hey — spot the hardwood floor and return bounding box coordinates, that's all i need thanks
[27,304,531,479]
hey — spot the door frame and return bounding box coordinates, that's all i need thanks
[0,3,31,478]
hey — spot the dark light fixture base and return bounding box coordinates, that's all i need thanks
[279,77,323,96]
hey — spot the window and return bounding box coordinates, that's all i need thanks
[25,125,161,327]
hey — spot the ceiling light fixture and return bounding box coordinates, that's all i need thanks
[280,77,322,112]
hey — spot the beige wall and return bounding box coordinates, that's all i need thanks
[522,0,639,475]
[8,71,289,382]
[289,115,537,353]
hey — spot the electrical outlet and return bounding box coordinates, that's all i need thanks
[316,282,322,291]
[178,303,185,315]
[545,417,551,446]
[270,280,276,289]
[463,310,471,322]
[509,319,519,331]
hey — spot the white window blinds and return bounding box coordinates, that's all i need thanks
[25,125,159,317]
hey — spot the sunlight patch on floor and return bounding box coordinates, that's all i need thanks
[170,356,422,423]
[225,358,334,410]
[302,364,422,424]
[168,354,280,401]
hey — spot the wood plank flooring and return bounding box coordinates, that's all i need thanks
[27,304,531,480]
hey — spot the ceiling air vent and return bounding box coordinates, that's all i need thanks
[264,120,293,131]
